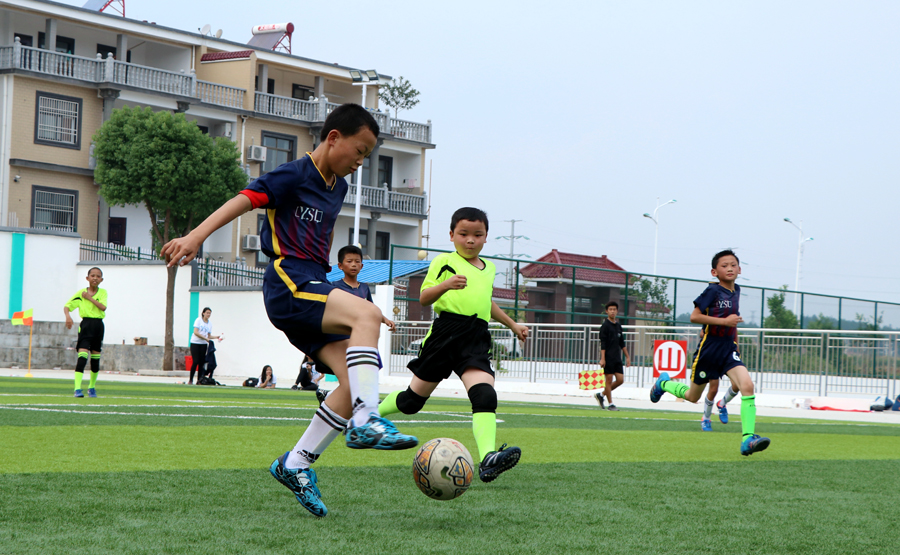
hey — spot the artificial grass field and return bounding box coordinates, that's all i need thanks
[1,377,898,554]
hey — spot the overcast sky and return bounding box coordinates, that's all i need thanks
[62,0,900,305]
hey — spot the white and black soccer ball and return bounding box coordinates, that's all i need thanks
[412,437,474,501]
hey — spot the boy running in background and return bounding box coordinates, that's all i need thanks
[161,104,416,517]
[694,327,736,431]
[331,244,395,331]
[63,267,107,398]
[378,207,529,482]
[650,250,770,455]
[594,301,630,411]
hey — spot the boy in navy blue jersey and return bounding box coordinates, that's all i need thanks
[649,250,770,456]
[162,104,417,517]
[331,245,395,331]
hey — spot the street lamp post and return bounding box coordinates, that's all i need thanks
[642,197,676,276]
[783,218,813,315]
[349,69,379,248]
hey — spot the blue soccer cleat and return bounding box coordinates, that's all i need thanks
[650,372,669,403]
[345,415,418,450]
[717,399,728,424]
[269,452,327,517]
[87,388,97,398]
[701,418,712,432]
[74,389,84,398]
[740,434,771,456]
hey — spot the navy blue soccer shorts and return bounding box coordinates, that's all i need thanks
[690,338,743,385]
[262,257,349,363]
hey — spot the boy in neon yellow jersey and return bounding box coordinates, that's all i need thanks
[379,207,529,482]
[64,267,107,398]
[650,250,770,456]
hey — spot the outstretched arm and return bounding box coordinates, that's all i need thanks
[161,195,252,267]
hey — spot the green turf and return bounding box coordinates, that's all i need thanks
[1,377,898,554]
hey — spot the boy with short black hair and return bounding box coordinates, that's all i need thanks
[378,207,529,482]
[594,300,630,411]
[161,104,417,518]
[64,267,107,398]
[650,249,770,455]
[331,244,395,331]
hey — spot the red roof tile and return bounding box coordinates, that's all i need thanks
[520,249,627,286]
[492,287,528,301]
[201,50,253,62]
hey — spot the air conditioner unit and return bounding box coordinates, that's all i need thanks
[247,145,267,162]
[242,234,261,251]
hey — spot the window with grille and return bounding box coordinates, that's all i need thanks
[34,92,82,148]
[32,186,78,232]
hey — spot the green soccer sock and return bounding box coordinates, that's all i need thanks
[74,372,84,391]
[88,371,99,389]
[378,390,401,417]
[661,380,689,399]
[472,412,497,462]
[741,395,756,438]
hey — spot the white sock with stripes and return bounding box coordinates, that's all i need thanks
[285,398,348,469]
[346,346,382,428]
[703,396,714,419]
[722,385,739,405]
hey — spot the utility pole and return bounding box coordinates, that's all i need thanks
[495,219,530,289]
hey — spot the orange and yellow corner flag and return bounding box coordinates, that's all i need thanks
[11,309,33,326]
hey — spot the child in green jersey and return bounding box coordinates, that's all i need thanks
[63,267,107,398]
[379,207,529,482]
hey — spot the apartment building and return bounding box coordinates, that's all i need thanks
[0,0,434,265]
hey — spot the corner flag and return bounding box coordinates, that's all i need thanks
[12,309,33,326]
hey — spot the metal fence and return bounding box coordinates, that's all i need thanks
[386,322,900,399]
[389,245,900,331]
[196,258,264,287]
[80,239,160,261]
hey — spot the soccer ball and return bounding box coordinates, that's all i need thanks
[412,437,474,501]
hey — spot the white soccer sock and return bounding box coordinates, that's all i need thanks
[722,385,739,405]
[703,397,714,419]
[346,346,382,428]
[285,400,348,469]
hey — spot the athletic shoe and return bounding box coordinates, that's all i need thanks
[607,404,619,411]
[315,389,327,405]
[594,392,605,409]
[479,443,521,483]
[701,418,712,432]
[87,388,97,398]
[291,385,298,390]
[717,399,729,424]
[74,389,84,398]
[269,451,326,517]
[345,415,418,450]
[740,434,771,456]
[650,372,669,403]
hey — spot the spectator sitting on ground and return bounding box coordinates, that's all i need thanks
[293,356,323,391]
[258,365,277,389]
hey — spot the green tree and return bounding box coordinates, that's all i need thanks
[806,313,837,330]
[93,107,247,370]
[378,76,421,119]
[763,286,799,329]
[627,276,673,323]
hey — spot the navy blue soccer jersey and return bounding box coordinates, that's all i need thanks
[240,154,347,268]
[693,282,740,341]
[331,279,373,302]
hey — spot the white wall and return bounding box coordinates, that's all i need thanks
[95,262,192,347]
[22,233,80,322]
[0,231,10,316]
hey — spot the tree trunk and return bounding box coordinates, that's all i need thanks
[163,263,177,370]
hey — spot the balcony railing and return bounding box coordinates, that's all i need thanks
[346,184,426,216]
[390,117,431,143]
[254,92,319,120]
[0,39,246,110]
